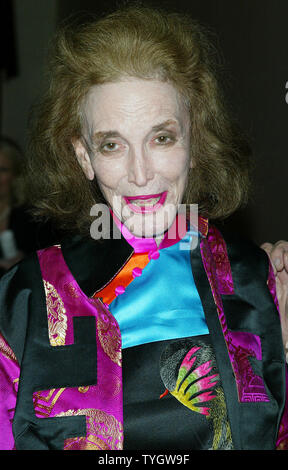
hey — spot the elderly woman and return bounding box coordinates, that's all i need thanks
[0,6,288,451]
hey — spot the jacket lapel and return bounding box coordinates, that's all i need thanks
[61,220,133,298]
[191,225,285,449]
[191,236,242,449]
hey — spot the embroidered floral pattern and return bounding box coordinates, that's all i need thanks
[58,409,123,450]
[267,262,280,312]
[33,387,123,449]
[227,331,269,402]
[0,332,18,363]
[33,388,66,417]
[63,282,79,299]
[200,238,228,336]
[44,280,67,346]
[207,226,234,295]
[160,340,233,449]
[167,345,219,416]
[95,303,122,367]
[33,382,123,450]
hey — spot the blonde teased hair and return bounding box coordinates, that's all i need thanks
[26,4,252,235]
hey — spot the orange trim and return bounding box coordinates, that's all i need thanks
[93,253,150,305]
[198,216,209,237]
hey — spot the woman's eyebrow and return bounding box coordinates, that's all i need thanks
[92,130,121,143]
[150,119,181,133]
[91,119,182,143]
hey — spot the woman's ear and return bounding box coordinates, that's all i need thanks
[71,138,95,181]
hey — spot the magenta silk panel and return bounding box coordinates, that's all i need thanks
[36,246,123,450]
[0,333,19,450]
[201,226,269,403]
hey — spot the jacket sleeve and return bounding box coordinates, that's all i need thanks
[0,263,30,450]
[0,331,20,450]
[267,260,288,450]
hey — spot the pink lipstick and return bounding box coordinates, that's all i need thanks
[124,191,167,213]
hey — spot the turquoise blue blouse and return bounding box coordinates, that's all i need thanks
[109,215,209,349]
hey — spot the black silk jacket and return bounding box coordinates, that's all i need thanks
[0,223,287,450]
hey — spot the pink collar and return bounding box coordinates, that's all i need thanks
[111,211,188,254]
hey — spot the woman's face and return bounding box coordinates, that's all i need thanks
[74,78,192,238]
[0,152,14,200]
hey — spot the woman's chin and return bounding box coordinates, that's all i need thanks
[122,208,177,239]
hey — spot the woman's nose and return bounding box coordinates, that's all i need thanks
[127,148,154,186]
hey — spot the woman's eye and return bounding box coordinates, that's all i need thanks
[100,142,119,152]
[154,135,174,145]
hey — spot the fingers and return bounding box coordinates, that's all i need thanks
[271,241,288,272]
[284,251,288,271]
[261,242,273,254]
[261,240,288,272]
